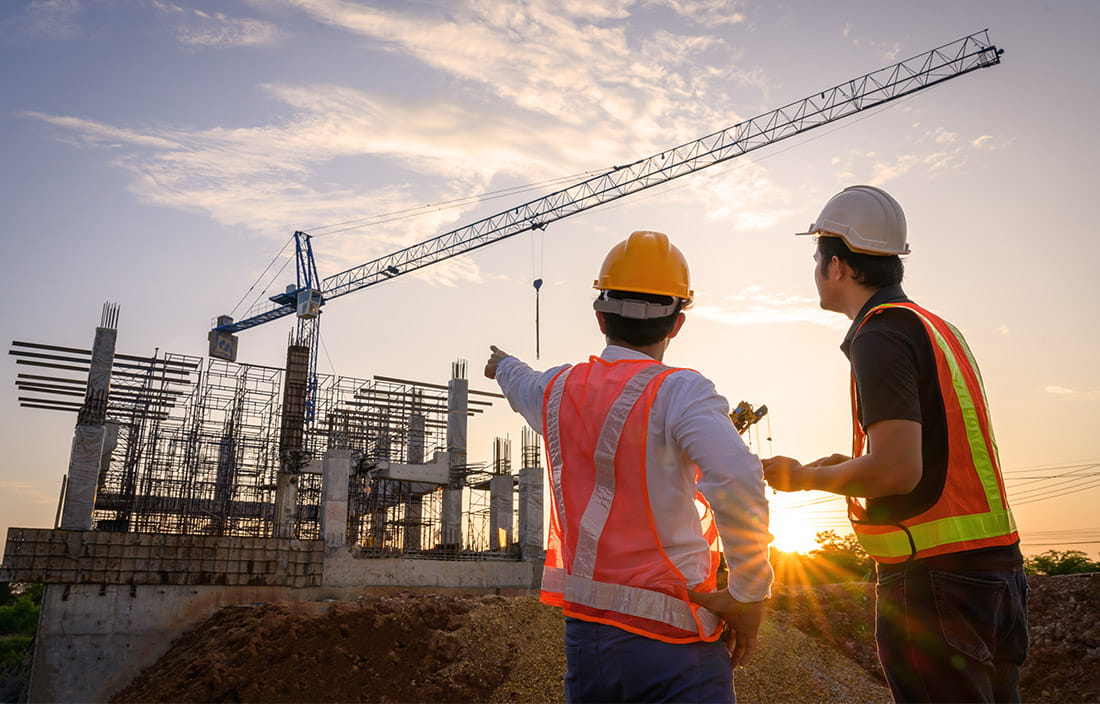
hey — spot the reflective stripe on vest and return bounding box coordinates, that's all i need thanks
[573,363,668,579]
[540,360,721,639]
[542,565,719,634]
[848,302,1017,562]
[544,366,572,539]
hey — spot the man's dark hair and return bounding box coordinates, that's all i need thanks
[600,290,683,346]
[817,235,904,288]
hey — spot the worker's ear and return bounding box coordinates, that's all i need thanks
[596,311,608,334]
[832,256,854,282]
[666,312,687,340]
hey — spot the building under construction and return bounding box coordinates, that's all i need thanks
[7,304,544,561]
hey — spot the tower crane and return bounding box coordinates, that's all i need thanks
[209,30,1003,419]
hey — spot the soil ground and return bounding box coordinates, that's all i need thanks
[112,574,1097,704]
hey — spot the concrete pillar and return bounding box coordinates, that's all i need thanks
[404,413,425,551]
[404,496,423,551]
[407,413,425,464]
[61,308,118,530]
[443,363,468,548]
[441,490,462,549]
[518,466,544,560]
[274,344,310,538]
[87,319,116,398]
[320,447,350,547]
[489,475,513,551]
[60,426,104,530]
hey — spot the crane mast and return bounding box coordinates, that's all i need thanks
[212,29,1002,344]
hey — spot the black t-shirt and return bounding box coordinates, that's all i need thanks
[841,286,1021,569]
[841,286,948,522]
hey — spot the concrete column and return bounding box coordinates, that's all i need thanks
[61,311,118,530]
[489,475,513,551]
[407,413,425,464]
[59,426,104,530]
[404,414,425,552]
[440,490,462,549]
[274,345,310,538]
[518,465,544,560]
[443,364,468,548]
[320,447,350,547]
[404,496,423,551]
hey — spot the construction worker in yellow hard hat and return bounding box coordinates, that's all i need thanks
[762,185,1027,703]
[485,230,773,703]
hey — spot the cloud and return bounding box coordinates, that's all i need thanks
[21,0,82,39]
[692,286,847,329]
[271,0,755,134]
[826,125,1013,186]
[971,134,1013,150]
[153,1,283,50]
[27,1,785,286]
[648,0,747,26]
[930,127,957,144]
[1045,385,1075,395]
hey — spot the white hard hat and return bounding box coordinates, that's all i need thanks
[796,185,909,255]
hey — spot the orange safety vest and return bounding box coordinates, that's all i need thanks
[847,302,1019,564]
[539,357,724,643]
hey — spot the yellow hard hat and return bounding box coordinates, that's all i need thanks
[593,230,694,304]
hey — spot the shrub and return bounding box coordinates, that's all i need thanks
[0,635,32,671]
[0,596,39,636]
[1024,549,1099,576]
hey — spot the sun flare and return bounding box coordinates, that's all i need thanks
[769,515,821,554]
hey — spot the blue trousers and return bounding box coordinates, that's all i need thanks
[875,562,1029,703]
[564,617,734,704]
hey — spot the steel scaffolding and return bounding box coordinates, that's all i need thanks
[11,336,511,558]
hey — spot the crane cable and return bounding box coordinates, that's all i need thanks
[230,236,294,319]
[532,229,544,359]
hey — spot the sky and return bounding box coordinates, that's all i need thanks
[1,0,1098,559]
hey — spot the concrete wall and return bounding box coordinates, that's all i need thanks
[4,530,542,703]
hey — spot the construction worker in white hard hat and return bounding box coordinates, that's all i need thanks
[762,185,1027,703]
[485,230,773,703]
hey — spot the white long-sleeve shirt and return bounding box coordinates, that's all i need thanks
[495,345,774,602]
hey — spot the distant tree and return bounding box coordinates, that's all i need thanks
[811,530,875,579]
[1024,549,1099,576]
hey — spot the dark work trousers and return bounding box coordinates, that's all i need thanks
[564,617,734,703]
[875,561,1029,703]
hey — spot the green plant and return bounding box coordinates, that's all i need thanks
[1023,549,1100,576]
[0,594,39,636]
[0,635,32,670]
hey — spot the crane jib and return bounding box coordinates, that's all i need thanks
[212,30,1002,342]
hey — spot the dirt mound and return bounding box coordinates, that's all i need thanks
[113,593,887,704]
[112,574,1098,704]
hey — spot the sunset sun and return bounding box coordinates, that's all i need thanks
[769,514,821,554]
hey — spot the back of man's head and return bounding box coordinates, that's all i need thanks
[816,235,905,289]
[599,290,683,346]
[592,231,692,346]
